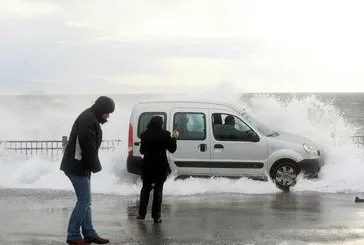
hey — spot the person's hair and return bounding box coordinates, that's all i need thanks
[147,116,163,130]
[225,115,235,124]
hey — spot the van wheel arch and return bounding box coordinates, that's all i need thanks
[269,159,301,192]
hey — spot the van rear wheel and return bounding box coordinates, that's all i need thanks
[271,162,300,192]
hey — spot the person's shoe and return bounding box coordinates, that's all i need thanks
[154,217,162,224]
[66,239,89,245]
[355,196,364,203]
[137,215,145,220]
[84,236,110,244]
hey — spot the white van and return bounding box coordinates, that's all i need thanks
[127,100,323,191]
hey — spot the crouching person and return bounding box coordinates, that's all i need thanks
[60,96,115,245]
[137,116,179,223]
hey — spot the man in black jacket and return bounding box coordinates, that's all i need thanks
[137,116,179,223]
[60,96,115,245]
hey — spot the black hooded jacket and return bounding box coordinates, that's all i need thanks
[140,117,177,182]
[60,96,115,176]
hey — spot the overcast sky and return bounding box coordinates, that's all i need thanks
[1,0,364,94]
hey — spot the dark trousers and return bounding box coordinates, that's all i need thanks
[138,179,165,219]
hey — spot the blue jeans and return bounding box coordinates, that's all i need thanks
[66,174,97,241]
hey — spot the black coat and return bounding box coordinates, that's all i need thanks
[60,108,103,176]
[140,128,177,182]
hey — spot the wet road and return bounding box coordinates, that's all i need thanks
[1,188,364,245]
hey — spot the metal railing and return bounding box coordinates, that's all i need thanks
[1,135,364,159]
[0,136,122,159]
[352,136,364,145]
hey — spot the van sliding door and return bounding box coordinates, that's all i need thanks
[168,108,211,177]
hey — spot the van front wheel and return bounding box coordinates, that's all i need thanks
[270,162,300,192]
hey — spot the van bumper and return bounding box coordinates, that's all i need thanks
[127,156,142,175]
[297,158,322,178]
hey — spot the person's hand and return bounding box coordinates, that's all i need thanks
[172,130,179,139]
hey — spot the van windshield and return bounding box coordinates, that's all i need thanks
[241,112,275,136]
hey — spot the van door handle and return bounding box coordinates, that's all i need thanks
[198,144,207,152]
[134,142,140,146]
[214,144,224,149]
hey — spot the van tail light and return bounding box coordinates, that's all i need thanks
[128,123,133,157]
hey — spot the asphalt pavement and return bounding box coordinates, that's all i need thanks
[1,188,364,245]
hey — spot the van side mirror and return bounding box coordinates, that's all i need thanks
[247,130,260,142]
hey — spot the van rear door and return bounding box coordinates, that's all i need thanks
[168,108,211,177]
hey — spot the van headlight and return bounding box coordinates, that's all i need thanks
[303,143,320,156]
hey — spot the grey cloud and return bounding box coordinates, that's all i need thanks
[0,0,329,94]
[0,9,263,94]
[93,38,260,60]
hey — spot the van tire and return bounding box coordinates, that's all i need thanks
[270,161,300,192]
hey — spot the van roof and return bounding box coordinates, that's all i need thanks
[135,99,246,114]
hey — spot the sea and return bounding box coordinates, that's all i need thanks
[1,92,364,195]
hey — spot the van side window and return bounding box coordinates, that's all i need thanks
[173,112,206,140]
[137,112,167,138]
[212,113,253,141]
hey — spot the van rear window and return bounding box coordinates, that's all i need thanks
[137,112,167,138]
